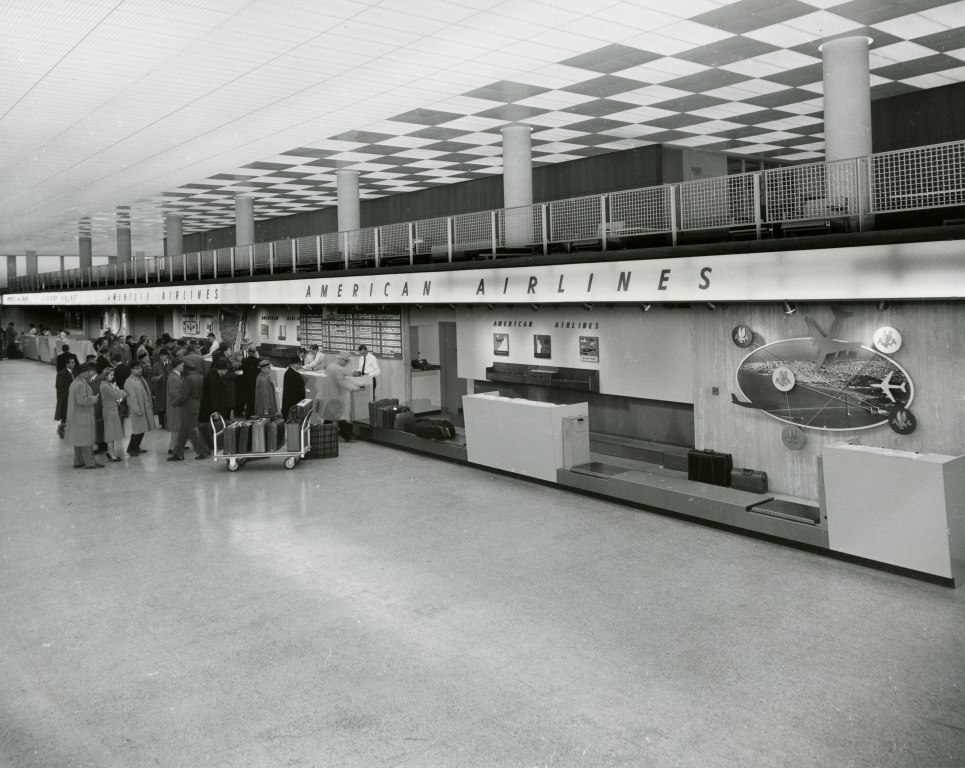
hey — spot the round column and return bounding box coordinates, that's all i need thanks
[6,254,18,284]
[501,124,533,209]
[116,226,132,263]
[78,235,92,271]
[336,170,360,233]
[821,36,872,161]
[26,250,38,276]
[165,214,184,257]
[235,195,255,247]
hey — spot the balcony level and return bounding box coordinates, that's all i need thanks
[5,139,965,296]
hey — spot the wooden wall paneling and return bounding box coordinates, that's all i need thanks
[692,301,965,500]
[872,81,965,153]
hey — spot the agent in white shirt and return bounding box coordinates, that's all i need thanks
[355,345,380,399]
[303,344,325,371]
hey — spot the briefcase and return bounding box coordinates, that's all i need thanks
[730,467,768,493]
[368,398,398,425]
[286,421,302,452]
[687,448,733,487]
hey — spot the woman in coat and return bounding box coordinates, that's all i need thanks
[123,361,154,456]
[65,364,103,469]
[150,349,171,428]
[99,367,127,462]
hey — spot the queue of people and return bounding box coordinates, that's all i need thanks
[45,328,379,467]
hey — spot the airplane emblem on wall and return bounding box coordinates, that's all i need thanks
[870,371,907,403]
[804,306,862,368]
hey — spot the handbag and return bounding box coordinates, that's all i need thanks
[117,398,130,418]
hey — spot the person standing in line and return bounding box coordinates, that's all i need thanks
[110,352,131,390]
[123,360,154,456]
[54,357,76,439]
[239,338,260,417]
[65,364,103,469]
[168,361,210,461]
[200,357,233,423]
[99,367,127,462]
[90,363,111,455]
[55,344,78,371]
[254,359,279,417]
[3,322,18,359]
[165,357,184,455]
[320,351,365,442]
[150,348,171,428]
[355,344,380,400]
[282,355,308,416]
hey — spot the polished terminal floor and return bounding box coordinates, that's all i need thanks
[2,359,964,768]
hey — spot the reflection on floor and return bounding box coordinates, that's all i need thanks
[2,359,964,768]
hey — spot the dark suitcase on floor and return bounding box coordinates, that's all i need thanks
[687,448,733,487]
[730,467,768,493]
[368,398,398,425]
[394,410,416,432]
[237,421,251,454]
[223,422,238,454]
[412,418,457,440]
[286,421,302,452]
[307,423,338,459]
[382,404,410,428]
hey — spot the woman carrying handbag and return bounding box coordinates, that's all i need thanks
[99,367,128,462]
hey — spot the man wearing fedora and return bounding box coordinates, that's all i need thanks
[168,359,210,461]
[254,358,279,417]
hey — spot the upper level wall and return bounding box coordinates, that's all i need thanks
[872,81,965,153]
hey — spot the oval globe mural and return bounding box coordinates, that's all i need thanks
[732,337,914,431]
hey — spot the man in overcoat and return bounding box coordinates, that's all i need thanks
[123,360,155,456]
[65,364,102,469]
[54,357,76,438]
[168,360,210,461]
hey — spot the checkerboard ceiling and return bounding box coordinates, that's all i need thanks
[2,0,965,255]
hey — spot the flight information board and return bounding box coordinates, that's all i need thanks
[299,308,402,358]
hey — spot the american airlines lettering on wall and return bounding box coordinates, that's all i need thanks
[4,240,965,306]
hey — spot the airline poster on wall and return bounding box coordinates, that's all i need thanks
[580,336,599,363]
[493,333,509,356]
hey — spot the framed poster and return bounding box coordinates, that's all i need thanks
[260,322,269,339]
[278,324,287,341]
[181,313,198,335]
[579,336,599,363]
[493,333,509,356]
[534,334,552,359]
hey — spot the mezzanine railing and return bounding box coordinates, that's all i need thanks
[8,139,964,293]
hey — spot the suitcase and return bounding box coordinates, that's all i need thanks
[237,421,251,454]
[412,418,457,440]
[382,404,410,428]
[251,418,267,452]
[288,398,313,422]
[730,467,768,493]
[368,398,398,425]
[308,423,338,459]
[223,422,238,454]
[267,415,285,451]
[394,410,416,432]
[286,421,302,452]
[687,449,733,487]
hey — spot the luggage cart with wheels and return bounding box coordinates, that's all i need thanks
[209,406,314,471]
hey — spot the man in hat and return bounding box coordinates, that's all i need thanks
[168,359,210,461]
[123,359,155,456]
[238,338,260,417]
[65,364,103,469]
[319,351,365,442]
[253,358,279,417]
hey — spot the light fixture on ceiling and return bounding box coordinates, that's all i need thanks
[447,304,456,310]
[877,300,890,311]
[640,303,651,312]
[529,303,539,311]
[485,303,494,310]
[581,303,593,311]
[414,304,423,310]
[783,301,797,316]
[705,302,716,310]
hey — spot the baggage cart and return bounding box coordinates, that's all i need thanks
[209,406,313,471]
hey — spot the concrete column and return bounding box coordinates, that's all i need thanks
[336,170,360,232]
[116,226,132,263]
[26,250,38,275]
[502,124,534,247]
[235,195,255,247]
[6,255,16,282]
[79,236,92,271]
[821,36,872,162]
[165,214,184,257]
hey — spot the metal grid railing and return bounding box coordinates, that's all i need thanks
[274,239,294,272]
[216,248,233,277]
[871,140,965,213]
[200,250,215,278]
[345,228,376,264]
[253,242,271,273]
[763,159,858,222]
[679,174,757,231]
[548,194,602,242]
[608,186,673,234]
[497,204,542,248]
[234,245,252,275]
[413,217,448,258]
[379,222,411,263]
[320,232,341,265]
[295,237,318,271]
[453,210,493,254]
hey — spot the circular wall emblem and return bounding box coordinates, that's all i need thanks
[772,366,795,392]
[889,408,917,435]
[782,425,806,450]
[873,326,902,353]
[732,324,754,348]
